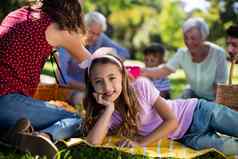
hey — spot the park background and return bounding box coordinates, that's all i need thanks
[1,0,238,60]
[0,0,238,158]
[2,0,237,98]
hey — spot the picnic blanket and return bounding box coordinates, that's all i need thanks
[33,85,237,158]
[57,136,236,159]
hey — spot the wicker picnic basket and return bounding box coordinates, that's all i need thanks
[33,83,74,101]
[32,52,83,113]
[216,58,238,111]
[33,83,79,113]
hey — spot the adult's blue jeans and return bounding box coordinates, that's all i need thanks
[179,99,238,155]
[0,93,82,141]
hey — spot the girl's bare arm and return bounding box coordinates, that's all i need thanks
[86,93,115,145]
[137,96,178,146]
[86,107,114,145]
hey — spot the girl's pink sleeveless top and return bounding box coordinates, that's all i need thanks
[0,7,52,96]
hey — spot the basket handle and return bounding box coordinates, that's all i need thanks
[228,56,238,85]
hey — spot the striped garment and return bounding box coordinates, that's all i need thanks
[64,136,229,159]
[152,78,170,91]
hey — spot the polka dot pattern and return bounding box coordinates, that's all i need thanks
[0,7,53,96]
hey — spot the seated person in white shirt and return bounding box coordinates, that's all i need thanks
[142,17,228,101]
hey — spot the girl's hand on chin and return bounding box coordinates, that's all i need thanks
[93,92,115,110]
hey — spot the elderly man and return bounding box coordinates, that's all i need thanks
[226,25,238,58]
[82,12,130,59]
[57,11,129,104]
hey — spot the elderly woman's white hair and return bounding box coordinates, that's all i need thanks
[182,17,209,40]
[84,11,107,31]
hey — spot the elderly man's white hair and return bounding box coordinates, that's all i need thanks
[182,17,209,40]
[84,11,107,31]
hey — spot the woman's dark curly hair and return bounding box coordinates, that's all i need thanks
[40,0,85,33]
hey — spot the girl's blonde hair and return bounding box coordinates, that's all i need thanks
[83,54,140,137]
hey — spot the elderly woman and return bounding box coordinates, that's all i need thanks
[142,17,228,101]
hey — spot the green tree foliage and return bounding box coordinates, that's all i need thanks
[192,0,238,49]
[192,0,223,45]
[1,0,237,59]
[102,0,186,58]
[108,5,158,58]
[156,0,186,49]
[0,0,31,21]
[83,0,134,15]
[219,0,238,24]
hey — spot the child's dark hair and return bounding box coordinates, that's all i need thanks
[143,43,165,56]
[83,54,140,137]
[226,25,238,38]
[40,0,85,33]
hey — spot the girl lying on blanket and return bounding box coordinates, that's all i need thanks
[82,47,238,155]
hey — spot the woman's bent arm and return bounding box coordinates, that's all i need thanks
[45,23,91,63]
[141,66,173,79]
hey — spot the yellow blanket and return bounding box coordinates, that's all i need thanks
[60,136,236,159]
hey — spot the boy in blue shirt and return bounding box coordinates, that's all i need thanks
[143,43,171,99]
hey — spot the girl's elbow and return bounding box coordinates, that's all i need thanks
[86,137,103,145]
[89,141,102,145]
[171,119,179,131]
[164,118,178,133]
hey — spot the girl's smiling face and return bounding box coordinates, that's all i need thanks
[90,63,123,102]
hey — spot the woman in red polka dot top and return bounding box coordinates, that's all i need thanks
[0,0,90,157]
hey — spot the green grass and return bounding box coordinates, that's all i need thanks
[0,142,224,159]
[41,60,56,77]
[169,69,187,98]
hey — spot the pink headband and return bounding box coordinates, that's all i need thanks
[79,47,122,74]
